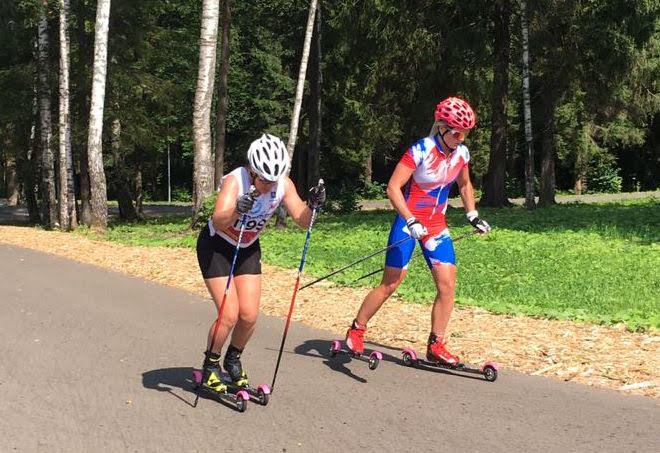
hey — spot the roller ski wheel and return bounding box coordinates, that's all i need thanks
[225,379,271,406]
[329,340,382,371]
[192,369,250,412]
[401,349,499,382]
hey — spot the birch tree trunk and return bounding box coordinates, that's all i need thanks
[275,0,319,227]
[87,0,111,232]
[214,0,231,189]
[520,0,536,209]
[307,3,322,191]
[286,0,318,160]
[192,0,219,226]
[58,0,77,230]
[38,5,58,227]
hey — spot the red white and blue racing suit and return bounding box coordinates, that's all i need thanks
[385,135,470,269]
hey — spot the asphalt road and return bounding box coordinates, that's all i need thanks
[1,245,658,452]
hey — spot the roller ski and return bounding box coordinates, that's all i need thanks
[329,321,382,370]
[220,346,270,406]
[401,334,498,382]
[191,365,250,413]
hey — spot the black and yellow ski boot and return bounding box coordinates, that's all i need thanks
[223,345,249,388]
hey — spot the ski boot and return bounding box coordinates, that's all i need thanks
[222,345,271,405]
[328,320,382,370]
[192,351,249,412]
[345,319,366,355]
[400,333,498,382]
[223,344,249,388]
[426,333,459,365]
[201,351,228,393]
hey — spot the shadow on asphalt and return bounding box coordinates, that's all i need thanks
[291,338,403,383]
[142,366,211,409]
[292,339,493,383]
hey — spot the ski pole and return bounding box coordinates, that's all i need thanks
[194,185,257,407]
[270,180,323,392]
[298,236,414,291]
[351,231,477,283]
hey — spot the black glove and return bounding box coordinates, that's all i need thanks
[307,180,326,209]
[236,187,258,215]
[467,211,491,234]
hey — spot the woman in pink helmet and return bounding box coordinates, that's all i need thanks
[344,97,490,364]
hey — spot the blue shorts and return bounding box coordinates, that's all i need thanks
[384,216,456,269]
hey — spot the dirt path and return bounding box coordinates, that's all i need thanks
[1,225,658,398]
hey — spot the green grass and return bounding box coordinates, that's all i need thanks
[77,198,660,331]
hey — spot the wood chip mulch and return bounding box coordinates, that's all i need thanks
[1,225,658,398]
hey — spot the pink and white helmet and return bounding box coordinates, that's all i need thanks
[434,97,476,129]
[247,133,290,182]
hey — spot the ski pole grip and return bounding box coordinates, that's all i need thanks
[248,185,260,199]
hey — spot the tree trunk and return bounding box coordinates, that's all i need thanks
[38,6,58,227]
[192,0,219,226]
[74,0,92,225]
[364,152,373,184]
[6,154,19,206]
[87,0,111,232]
[79,148,92,224]
[110,118,138,220]
[520,0,536,209]
[538,92,557,206]
[573,122,589,195]
[286,0,318,161]
[214,0,231,188]
[24,96,42,224]
[134,165,143,216]
[307,3,322,190]
[58,0,77,230]
[276,0,318,227]
[480,0,511,207]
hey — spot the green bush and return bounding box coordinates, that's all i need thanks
[361,181,387,199]
[199,193,218,226]
[172,186,193,202]
[586,154,622,193]
[326,182,361,213]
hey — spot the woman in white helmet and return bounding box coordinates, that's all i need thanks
[196,133,326,392]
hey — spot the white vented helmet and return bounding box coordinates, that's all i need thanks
[247,133,290,182]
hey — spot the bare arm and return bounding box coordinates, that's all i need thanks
[210,175,241,231]
[456,166,477,214]
[386,163,415,220]
[282,177,314,228]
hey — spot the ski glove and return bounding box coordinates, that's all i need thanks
[406,217,428,240]
[308,180,326,209]
[236,189,257,215]
[467,210,491,234]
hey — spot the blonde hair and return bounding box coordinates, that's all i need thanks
[429,121,447,137]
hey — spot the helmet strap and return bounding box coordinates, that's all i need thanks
[436,127,457,152]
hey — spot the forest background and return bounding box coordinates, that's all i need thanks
[1,0,658,227]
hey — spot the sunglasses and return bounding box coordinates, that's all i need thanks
[443,128,467,142]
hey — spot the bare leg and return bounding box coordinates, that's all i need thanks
[355,266,407,326]
[429,263,457,338]
[228,274,262,349]
[203,276,240,353]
